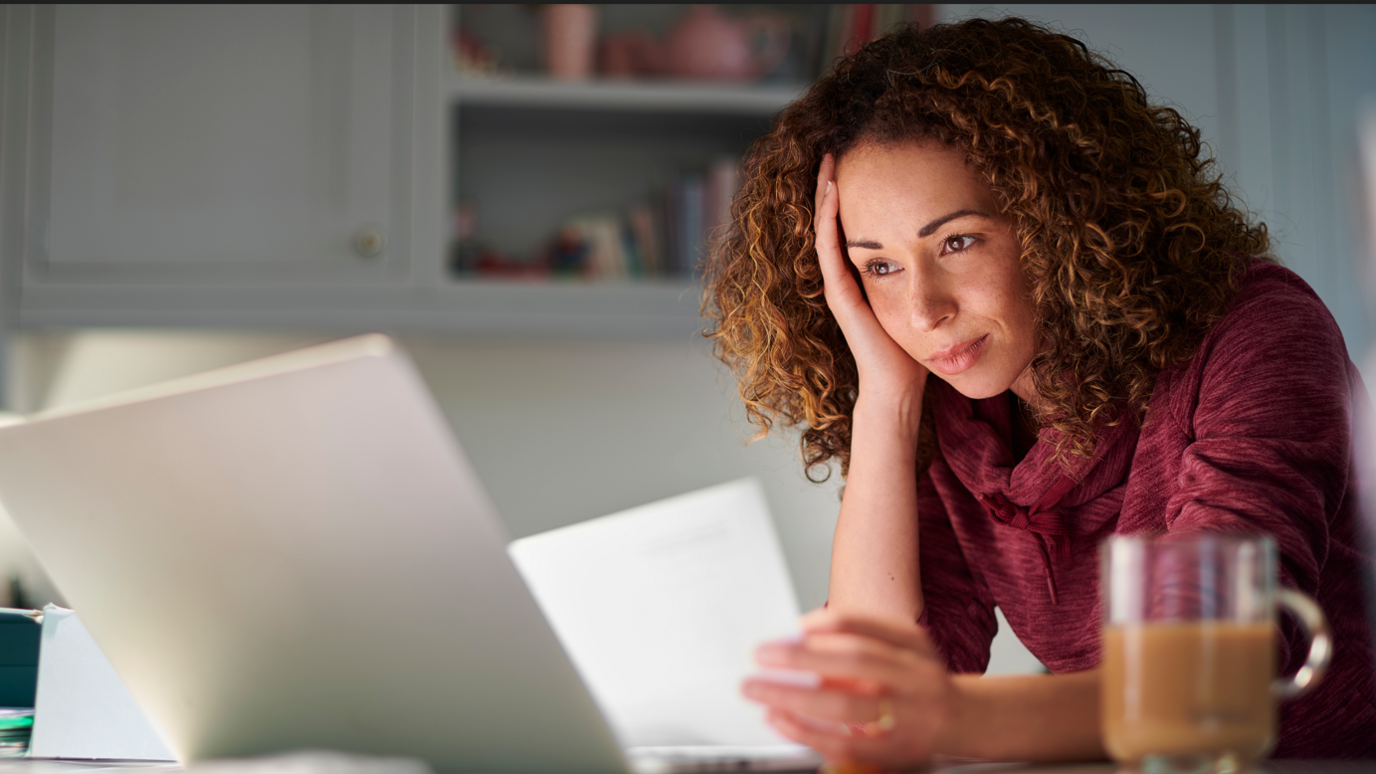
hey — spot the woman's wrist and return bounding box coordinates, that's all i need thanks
[937,672,1106,762]
[933,674,984,759]
[852,385,926,442]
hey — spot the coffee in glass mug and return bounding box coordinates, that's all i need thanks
[1100,534,1331,773]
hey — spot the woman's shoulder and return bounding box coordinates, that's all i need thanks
[1230,256,1330,309]
[1195,257,1347,366]
[1154,256,1357,434]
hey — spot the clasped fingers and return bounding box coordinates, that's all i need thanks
[754,635,941,695]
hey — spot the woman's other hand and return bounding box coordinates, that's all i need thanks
[741,609,962,768]
[815,154,929,406]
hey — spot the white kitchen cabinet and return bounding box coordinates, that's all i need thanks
[15,4,421,285]
[2,3,452,338]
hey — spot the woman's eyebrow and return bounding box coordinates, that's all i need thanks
[918,209,987,237]
[844,209,990,249]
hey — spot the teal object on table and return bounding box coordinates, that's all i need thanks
[0,609,41,708]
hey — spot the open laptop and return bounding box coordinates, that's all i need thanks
[0,335,820,773]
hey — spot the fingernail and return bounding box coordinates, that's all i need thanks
[825,181,833,196]
[753,668,822,689]
[755,642,791,665]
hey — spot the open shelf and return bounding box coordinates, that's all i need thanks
[443,73,799,334]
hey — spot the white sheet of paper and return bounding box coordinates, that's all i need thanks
[508,478,801,748]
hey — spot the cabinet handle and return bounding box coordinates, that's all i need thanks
[353,227,386,259]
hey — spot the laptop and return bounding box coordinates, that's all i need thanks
[0,335,820,773]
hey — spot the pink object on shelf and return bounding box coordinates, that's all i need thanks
[599,30,664,79]
[662,5,790,82]
[543,4,597,80]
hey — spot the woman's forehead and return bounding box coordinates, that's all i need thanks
[835,141,996,216]
[837,139,977,178]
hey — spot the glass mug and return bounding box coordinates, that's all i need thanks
[1100,534,1332,773]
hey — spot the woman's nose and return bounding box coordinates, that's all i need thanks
[908,271,956,331]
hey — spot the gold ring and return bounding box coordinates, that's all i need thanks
[844,697,895,738]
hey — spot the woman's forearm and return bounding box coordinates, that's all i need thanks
[747,615,1106,767]
[944,670,1105,762]
[826,390,925,624]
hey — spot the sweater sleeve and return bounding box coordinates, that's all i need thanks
[916,463,998,674]
[1163,271,1353,672]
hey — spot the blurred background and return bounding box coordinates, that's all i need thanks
[0,4,1373,675]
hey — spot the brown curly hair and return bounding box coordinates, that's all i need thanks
[702,16,1270,480]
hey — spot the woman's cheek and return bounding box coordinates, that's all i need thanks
[869,294,925,363]
[865,288,903,330]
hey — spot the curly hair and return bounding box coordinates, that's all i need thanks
[702,16,1270,480]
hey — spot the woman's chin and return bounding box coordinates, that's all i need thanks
[934,371,1016,401]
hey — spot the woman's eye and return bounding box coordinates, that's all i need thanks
[863,260,897,277]
[942,234,978,254]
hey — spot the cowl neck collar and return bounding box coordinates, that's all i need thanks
[928,378,1140,603]
[929,378,1139,505]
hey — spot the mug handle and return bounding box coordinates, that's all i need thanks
[1272,588,1333,699]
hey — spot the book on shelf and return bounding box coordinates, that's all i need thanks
[663,157,739,279]
[675,173,704,278]
[451,156,742,283]
[626,204,662,277]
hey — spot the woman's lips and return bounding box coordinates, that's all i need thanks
[927,334,989,376]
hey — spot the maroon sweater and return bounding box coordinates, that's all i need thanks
[915,259,1376,757]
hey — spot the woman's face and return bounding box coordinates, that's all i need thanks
[835,140,1038,401]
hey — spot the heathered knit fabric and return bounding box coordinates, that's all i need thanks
[914,259,1376,758]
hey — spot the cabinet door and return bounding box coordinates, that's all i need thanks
[24,4,415,285]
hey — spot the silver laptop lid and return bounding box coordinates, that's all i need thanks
[0,334,626,774]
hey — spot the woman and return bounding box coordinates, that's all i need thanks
[703,17,1376,765]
